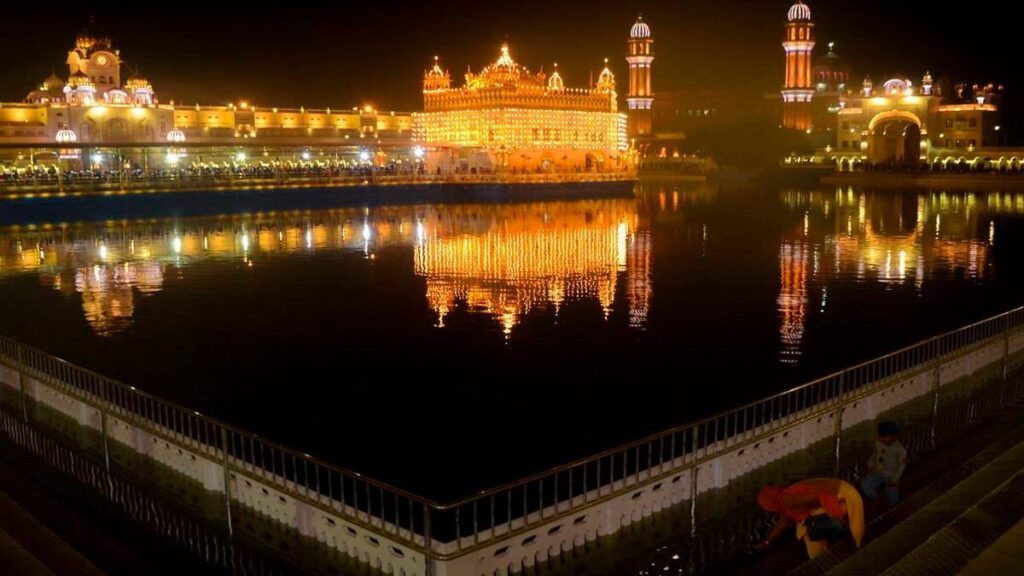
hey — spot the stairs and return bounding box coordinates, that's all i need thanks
[0,491,106,576]
[789,410,1024,576]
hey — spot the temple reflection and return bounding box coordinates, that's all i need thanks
[776,189,1015,365]
[414,203,645,333]
[0,199,652,336]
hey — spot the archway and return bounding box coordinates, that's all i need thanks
[868,111,923,166]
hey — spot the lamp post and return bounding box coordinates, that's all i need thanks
[995,125,1001,147]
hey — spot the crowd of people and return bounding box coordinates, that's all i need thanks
[0,161,424,187]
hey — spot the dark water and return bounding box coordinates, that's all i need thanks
[1,183,1023,501]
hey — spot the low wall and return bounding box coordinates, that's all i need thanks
[0,365,429,576]
[435,332,1024,576]
[2,320,1023,576]
[821,172,1024,190]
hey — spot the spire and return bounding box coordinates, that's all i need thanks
[424,55,450,90]
[597,58,615,92]
[548,62,564,91]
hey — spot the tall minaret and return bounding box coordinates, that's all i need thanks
[626,15,654,138]
[781,1,815,131]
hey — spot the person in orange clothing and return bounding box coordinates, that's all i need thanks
[755,478,865,559]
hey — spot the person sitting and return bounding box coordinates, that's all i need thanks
[860,420,907,508]
[756,477,865,559]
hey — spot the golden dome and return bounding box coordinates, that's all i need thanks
[42,72,65,91]
[126,75,152,91]
[68,71,94,88]
[75,18,111,52]
[467,44,545,89]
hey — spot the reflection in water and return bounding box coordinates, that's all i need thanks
[0,200,652,337]
[414,205,646,333]
[2,183,1024,504]
[72,263,165,336]
[778,241,809,365]
[777,189,1018,365]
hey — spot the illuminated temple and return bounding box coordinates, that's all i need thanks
[413,44,630,174]
[0,21,410,150]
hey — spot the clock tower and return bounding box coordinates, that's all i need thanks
[66,18,121,96]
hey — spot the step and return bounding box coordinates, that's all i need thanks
[788,413,1024,576]
[0,525,57,576]
[881,471,1024,575]
[956,518,1024,576]
[0,491,106,576]
[824,437,1024,576]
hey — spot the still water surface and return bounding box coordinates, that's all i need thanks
[1,183,1022,500]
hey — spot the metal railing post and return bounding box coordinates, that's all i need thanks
[15,345,29,422]
[689,466,699,538]
[100,380,111,473]
[1004,314,1011,383]
[930,365,941,451]
[423,507,434,576]
[220,427,234,537]
[833,371,846,477]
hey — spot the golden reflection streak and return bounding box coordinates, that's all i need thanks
[0,200,651,336]
[776,189,1010,365]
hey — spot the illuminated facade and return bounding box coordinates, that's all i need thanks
[413,44,629,173]
[780,2,1006,159]
[626,15,654,138]
[781,1,816,131]
[833,77,1003,165]
[0,23,412,148]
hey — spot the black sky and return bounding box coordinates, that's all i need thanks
[2,1,1016,111]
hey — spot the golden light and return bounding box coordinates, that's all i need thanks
[413,43,627,172]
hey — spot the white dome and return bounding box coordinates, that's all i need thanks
[56,128,77,144]
[630,16,651,39]
[166,129,186,143]
[788,1,811,22]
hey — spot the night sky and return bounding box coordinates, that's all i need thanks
[1,1,1016,111]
